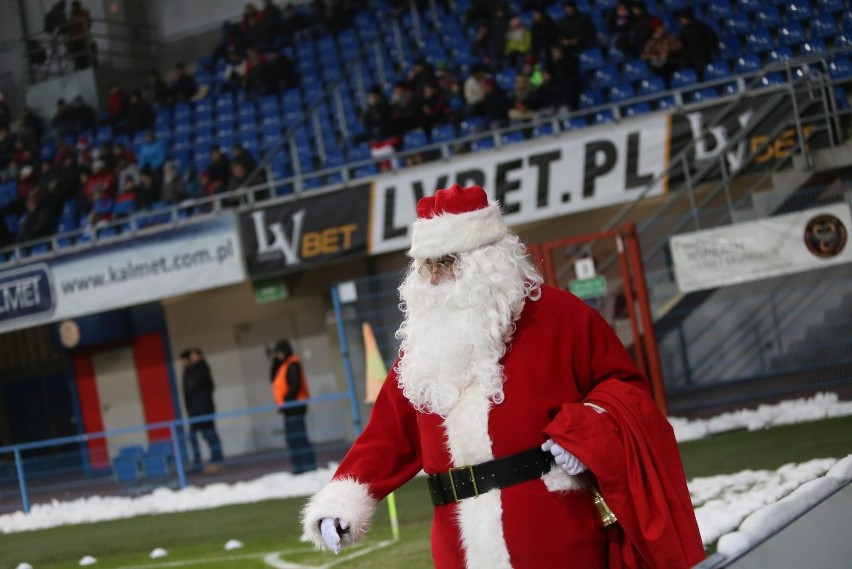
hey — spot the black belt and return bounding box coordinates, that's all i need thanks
[427,447,556,506]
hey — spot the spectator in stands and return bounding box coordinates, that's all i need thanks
[508,73,537,121]
[227,160,250,194]
[74,136,92,167]
[44,1,68,37]
[182,166,202,200]
[114,177,137,216]
[18,188,54,243]
[245,48,275,96]
[19,107,45,147]
[170,62,198,103]
[389,81,418,138]
[677,9,718,79]
[11,138,37,172]
[199,169,222,196]
[642,19,682,83]
[608,1,633,51]
[161,160,184,204]
[222,48,247,93]
[466,0,503,27]
[0,93,10,130]
[269,49,298,91]
[361,86,392,143]
[137,130,167,172]
[137,167,161,209]
[54,152,81,213]
[115,154,140,194]
[407,58,435,108]
[51,98,76,138]
[0,126,14,170]
[70,96,96,133]
[145,69,171,107]
[36,158,59,205]
[208,147,231,188]
[463,64,489,116]
[419,82,453,135]
[83,159,115,203]
[559,1,597,53]
[105,82,129,127]
[126,91,155,135]
[530,8,559,62]
[478,77,511,128]
[486,5,511,68]
[66,0,94,70]
[625,1,655,57]
[505,17,533,67]
[261,0,285,39]
[281,3,309,38]
[547,44,581,110]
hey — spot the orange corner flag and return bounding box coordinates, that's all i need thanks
[362,322,388,404]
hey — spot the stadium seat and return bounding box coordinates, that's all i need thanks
[622,59,650,83]
[724,12,751,35]
[562,116,588,131]
[735,53,762,73]
[578,48,605,73]
[810,12,838,39]
[470,137,495,152]
[625,102,652,117]
[828,57,852,79]
[704,59,731,81]
[671,68,698,89]
[717,32,742,59]
[579,89,604,109]
[706,0,733,20]
[593,64,620,90]
[430,123,457,144]
[818,0,845,14]
[766,45,794,62]
[746,29,774,53]
[785,0,813,21]
[778,22,806,47]
[609,82,636,102]
[532,123,555,137]
[799,38,829,56]
[495,68,518,92]
[353,164,379,178]
[758,72,786,87]
[143,441,174,480]
[403,129,429,150]
[691,87,718,102]
[499,130,525,145]
[753,6,781,28]
[113,446,145,486]
[638,76,666,95]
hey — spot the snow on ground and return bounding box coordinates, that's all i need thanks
[1,393,851,552]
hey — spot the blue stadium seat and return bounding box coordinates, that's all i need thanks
[778,22,806,46]
[532,123,555,137]
[622,59,650,83]
[818,0,845,14]
[671,68,699,89]
[579,89,604,109]
[799,38,829,56]
[594,110,616,124]
[470,137,495,152]
[500,130,525,145]
[625,102,652,117]
[706,0,733,20]
[578,48,605,73]
[495,68,518,92]
[718,32,742,59]
[766,45,794,61]
[143,441,174,480]
[691,87,719,102]
[348,144,372,162]
[431,123,457,144]
[758,72,786,87]
[704,59,731,81]
[403,129,429,149]
[735,53,762,73]
[828,57,852,79]
[562,116,588,131]
[609,82,636,102]
[724,12,751,35]
[753,6,781,28]
[593,64,620,90]
[113,446,145,485]
[638,76,666,95]
[746,29,774,53]
[353,164,379,178]
[811,12,838,39]
[785,0,813,21]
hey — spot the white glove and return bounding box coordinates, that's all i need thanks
[319,517,349,554]
[542,439,588,475]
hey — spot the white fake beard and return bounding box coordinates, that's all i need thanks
[395,239,540,417]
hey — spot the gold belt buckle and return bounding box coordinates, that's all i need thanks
[447,465,478,503]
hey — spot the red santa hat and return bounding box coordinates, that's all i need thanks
[409,184,509,259]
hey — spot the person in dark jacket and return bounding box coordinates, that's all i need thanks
[270,339,316,474]
[180,348,224,473]
[677,9,718,78]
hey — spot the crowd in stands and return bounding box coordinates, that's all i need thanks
[3,0,850,254]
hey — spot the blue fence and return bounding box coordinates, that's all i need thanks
[0,393,356,515]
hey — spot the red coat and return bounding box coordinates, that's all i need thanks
[303,285,704,568]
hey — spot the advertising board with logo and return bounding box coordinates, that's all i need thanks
[670,203,852,293]
[0,214,246,334]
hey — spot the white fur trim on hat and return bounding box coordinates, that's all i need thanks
[301,477,377,551]
[409,201,509,259]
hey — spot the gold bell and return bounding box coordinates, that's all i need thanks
[591,487,618,528]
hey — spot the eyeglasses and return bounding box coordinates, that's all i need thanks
[418,255,457,279]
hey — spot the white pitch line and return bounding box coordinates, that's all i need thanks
[263,540,396,569]
[118,547,313,569]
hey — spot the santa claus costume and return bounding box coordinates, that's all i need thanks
[302,185,705,569]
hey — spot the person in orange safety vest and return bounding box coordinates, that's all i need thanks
[270,339,317,473]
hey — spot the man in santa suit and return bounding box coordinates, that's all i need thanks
[302,185,705,568]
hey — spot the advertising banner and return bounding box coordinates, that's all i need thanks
[240,183,371,277]
[0,214,246,334]
[668,91,830,182]
[369,113,670,255]
[670,203,852,293]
